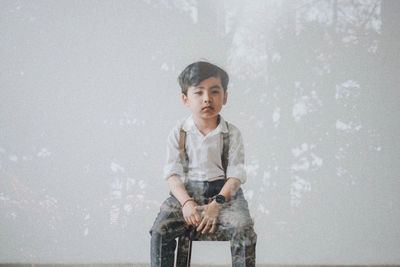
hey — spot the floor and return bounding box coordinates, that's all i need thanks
[1,264,399,267]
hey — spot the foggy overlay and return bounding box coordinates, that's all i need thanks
[1,0,399,265]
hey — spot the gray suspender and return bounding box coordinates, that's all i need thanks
[179,128,189,176]
[179,122,230,182]
[221,124,230,175]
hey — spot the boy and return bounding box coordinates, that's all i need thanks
[150,61,257,267]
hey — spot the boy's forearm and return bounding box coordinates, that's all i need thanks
[167,175,192,206]
[219,177,241,201]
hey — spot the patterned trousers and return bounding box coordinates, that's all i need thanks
[150,179,257,267]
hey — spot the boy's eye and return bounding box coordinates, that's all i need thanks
[212,90,220,94]
[195,91,202,95]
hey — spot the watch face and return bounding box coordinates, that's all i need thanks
[216,195,226,204]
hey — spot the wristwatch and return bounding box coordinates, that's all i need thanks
[212,194,226,205]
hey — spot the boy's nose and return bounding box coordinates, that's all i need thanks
[203,93,211,102]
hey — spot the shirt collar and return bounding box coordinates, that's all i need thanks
[182,114,228,135]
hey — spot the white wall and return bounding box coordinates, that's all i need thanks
[1,0,399,265]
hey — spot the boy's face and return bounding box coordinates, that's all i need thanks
[182,76,228,122]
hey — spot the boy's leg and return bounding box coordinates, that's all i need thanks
[150,181,206,267]
[150,195,187,267]
[218,188,257,267]
[229,225,257,267]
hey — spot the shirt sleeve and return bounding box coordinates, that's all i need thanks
[163,125,185,182]
[226,124,247,184]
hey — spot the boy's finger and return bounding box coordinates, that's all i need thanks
[196,218,206,232]
[184,216,190,226]
[194,213,201,224]
[210,221,217,233]
[202,220,212,234]
[190,215,198,226]
[188,217,195,226]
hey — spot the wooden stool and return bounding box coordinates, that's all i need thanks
[175,226,231,267]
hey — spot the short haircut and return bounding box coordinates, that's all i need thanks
[178,61,229,96]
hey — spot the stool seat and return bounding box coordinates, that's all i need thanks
[175,225,231,267]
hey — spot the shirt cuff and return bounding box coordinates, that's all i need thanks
[226,164,247,184]
[164,167,185,182]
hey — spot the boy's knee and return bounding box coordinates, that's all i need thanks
[149,223,164,236]
[150,219,172,236]
[231,225,257,245]
[220,209,254,229]
[150,217,186,239]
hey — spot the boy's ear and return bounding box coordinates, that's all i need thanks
[182,93,189,106]
[223,91,228,105]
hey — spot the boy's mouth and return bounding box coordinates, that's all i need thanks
[202,106,214,110]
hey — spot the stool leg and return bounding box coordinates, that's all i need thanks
[187,239,192,267]
[176,234,191,267]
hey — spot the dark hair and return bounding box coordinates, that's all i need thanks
[178,61,229,96]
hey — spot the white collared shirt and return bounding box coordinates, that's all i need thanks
[163,114,247,184]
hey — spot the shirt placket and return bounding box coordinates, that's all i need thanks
[199,135,208,180]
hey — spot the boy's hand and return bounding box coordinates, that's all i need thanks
[195,201,220,234]
[182,200,201,227]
